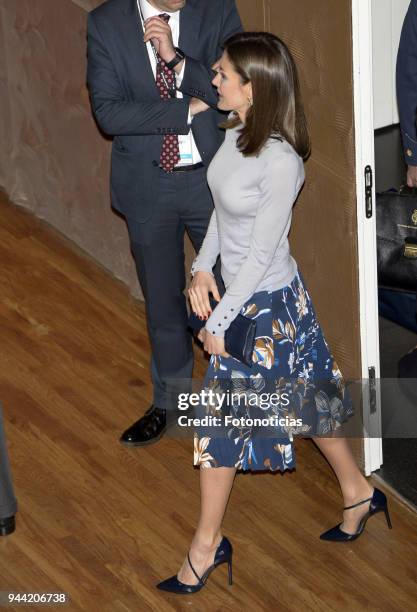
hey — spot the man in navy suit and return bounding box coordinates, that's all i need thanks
[397,0,417,187]
[87,0,242,445]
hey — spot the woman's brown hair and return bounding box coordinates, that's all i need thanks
[220,32,311,160]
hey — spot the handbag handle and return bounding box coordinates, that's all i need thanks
[399,184,417,196]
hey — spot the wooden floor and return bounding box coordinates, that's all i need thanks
[0,194,416,612]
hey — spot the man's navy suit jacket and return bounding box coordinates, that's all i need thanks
[397,0,417,166]
[87,0,243,222]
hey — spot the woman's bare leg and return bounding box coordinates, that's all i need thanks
[312,436,374,533]
[175,436,372,584]
[177,466,236,584]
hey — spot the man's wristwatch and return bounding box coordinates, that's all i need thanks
[166,47,186,70]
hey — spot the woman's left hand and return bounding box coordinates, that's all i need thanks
[198,328,230,358]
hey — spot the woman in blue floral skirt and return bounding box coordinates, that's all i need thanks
[157,32,392,594]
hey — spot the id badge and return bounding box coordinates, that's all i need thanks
[178,132,193,163]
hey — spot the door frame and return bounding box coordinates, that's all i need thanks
[352,0,383,475]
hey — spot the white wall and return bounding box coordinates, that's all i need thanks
[372,0,411,129]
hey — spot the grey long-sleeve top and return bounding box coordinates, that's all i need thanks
[191,119,305,338]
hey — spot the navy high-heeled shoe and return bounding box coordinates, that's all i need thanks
[156,536,233,594]
[319,486,392,541]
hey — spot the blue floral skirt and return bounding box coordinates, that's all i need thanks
[193,268,354,472]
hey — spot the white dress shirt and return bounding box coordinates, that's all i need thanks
[138,0,202,166]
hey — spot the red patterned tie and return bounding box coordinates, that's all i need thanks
[156,13,180,172]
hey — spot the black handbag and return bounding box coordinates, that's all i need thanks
[188,296,257,366]
[376,185,417,291]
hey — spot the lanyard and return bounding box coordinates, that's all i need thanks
[136,0,176,98]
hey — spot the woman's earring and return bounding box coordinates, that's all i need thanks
[248,97,253,107]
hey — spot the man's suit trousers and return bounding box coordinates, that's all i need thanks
[125,166,224,413]
[0,402,18,519]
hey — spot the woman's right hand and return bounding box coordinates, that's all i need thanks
[189,271,221,319]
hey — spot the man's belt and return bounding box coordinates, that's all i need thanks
[167,162,205,172]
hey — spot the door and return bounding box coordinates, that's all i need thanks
[353,0,412,474]
[352,0,383,474]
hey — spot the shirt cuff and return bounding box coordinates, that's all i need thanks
[190,257,214,278]
[204,325,225,339]
[175,58,186,88]
[187,105,193,126]
[402,131,417,165]
[204,293,240,337]
[404,146,417,166]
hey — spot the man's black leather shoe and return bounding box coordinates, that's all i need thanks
[119,405,167,447]
[0,515,15,536]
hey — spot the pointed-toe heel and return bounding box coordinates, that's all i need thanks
[319,486,392,542]
[156,536,233,594]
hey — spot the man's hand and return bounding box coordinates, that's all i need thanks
[189,271,220,318]
[407,164,417,188]
[190,97,210,117]
[198,328,230,357]
[143,16,176,63]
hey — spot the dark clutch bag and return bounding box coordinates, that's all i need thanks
[376,186,417,291]
[188,296,257,367]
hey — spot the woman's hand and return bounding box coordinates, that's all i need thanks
[190,273,229,357]
[189,271,220,318]
[198,328,230,357]
[190,97,210,117]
